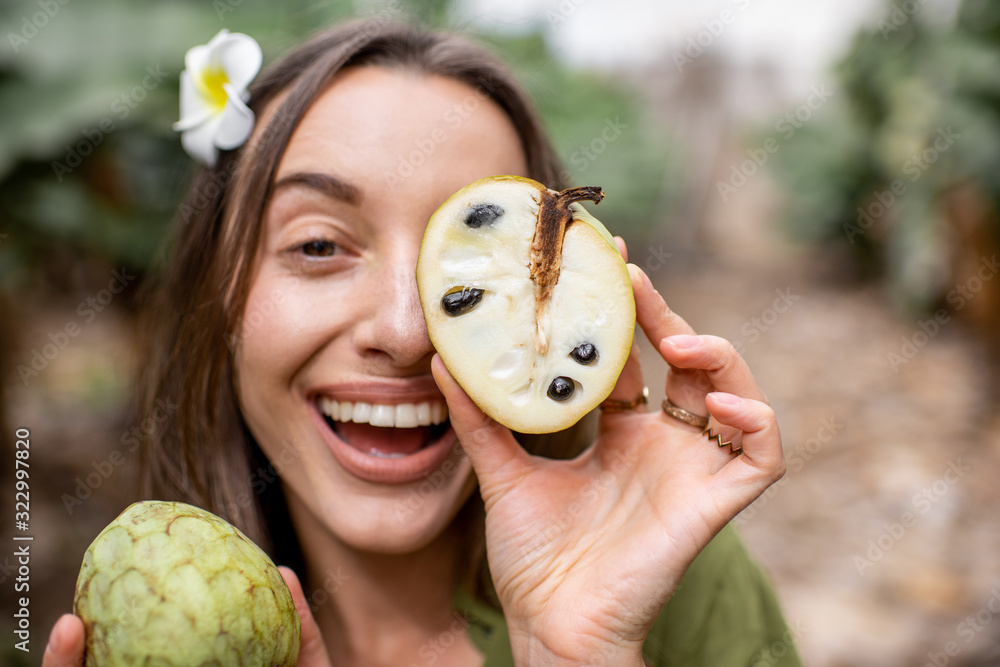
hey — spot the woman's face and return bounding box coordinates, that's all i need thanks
[235,66,528,554]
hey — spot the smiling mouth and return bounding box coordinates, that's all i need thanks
[318,398,451,459]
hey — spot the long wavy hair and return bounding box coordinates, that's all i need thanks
[134,18,597,605]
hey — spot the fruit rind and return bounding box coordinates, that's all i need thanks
[74,500,300,667]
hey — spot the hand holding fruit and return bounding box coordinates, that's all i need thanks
[424,178,786,665]
[45,501,299,667]
[44,566,330,667]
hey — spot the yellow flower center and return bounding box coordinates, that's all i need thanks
[196,65,230,111]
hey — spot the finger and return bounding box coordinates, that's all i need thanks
[431,355,531,486]
[661,335,767,450]
[614,235,628,262]
[629,264,697,346]
[279,566,333,666]
[599,254,645,411]
[705,393,785,496]
[628,262,705,416]
[43,614,84,667]
[598,338,646,415]
[660,335,767,404]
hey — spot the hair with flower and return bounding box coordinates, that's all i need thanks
[173,29,262,166]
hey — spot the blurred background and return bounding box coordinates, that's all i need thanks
[2,0,1000,664]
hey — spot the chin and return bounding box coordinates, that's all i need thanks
[242,388,478,557]
[315,475,478,555]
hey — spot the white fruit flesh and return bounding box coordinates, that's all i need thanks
[417,176,635,434]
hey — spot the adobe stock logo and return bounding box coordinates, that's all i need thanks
[6,0,72,53]
[560,117,629,178]
[62,397,181,515]
[853,459,971,576]
[919,587,1000,666]
[844,126,960,244]
[51,66,170,182]
[672,0,755,72]
[17,268,135,385]
[383,81,498,188]
[878,0,930,40]
[732,288,801,356]
[716,87,833,202]
[887,254,999,372]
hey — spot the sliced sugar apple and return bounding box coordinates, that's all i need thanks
[74,500,300,667]
[417,175,635,434]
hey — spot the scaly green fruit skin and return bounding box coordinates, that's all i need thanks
[74,500,300,667]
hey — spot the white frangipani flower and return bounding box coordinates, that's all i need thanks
[173,29,262,167]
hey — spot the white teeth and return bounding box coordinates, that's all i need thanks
[395,404,418,428]
[415,402,431,426]
[369,404,395,427]
[321,399,448,427]
[351,402,371,424]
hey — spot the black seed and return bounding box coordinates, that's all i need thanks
[547,377,575,402]
[441,288,484,316]
[465,204,503,228]
[570,343,598,365]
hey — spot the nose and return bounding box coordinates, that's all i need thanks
[352,248,435,372]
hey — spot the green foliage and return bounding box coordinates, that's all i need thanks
[0,0,671,292]
[480,32,675,243]
[769,0,1000,310]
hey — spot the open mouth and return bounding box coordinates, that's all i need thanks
[318,398,451,459]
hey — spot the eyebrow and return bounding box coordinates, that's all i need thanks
[272,172,362,206]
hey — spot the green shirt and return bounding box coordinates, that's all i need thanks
[452,525,803,666]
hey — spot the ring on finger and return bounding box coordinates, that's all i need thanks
[600,386,649,413]
[662,397,744,455]
[660,397,709,429]
[704,427,742,455]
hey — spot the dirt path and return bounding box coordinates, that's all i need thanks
[640,248,1000,667]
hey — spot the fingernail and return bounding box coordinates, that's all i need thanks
[709,392,742,406]
[666,335,699,349]
[639,267,653,291]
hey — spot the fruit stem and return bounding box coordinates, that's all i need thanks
[529,186,605,354]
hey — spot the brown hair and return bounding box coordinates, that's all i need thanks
[135,18,595,604]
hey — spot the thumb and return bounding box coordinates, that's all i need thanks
[278,566,332,666]
[42,614,84,667]
[431,354,530,488]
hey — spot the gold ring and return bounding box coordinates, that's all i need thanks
[660,397,710,429]
[600,386,648,413]
[704,427,742,455]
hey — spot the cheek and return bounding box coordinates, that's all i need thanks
[235,286,299,389]
[233,290,296,455]
[233,280,332,475]
[235,276,341,388]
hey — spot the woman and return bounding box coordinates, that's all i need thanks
[44,20,798,666]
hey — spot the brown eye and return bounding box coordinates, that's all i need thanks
[300,240,339,257]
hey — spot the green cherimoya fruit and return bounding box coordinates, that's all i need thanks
[417,176,635,434]
[74,500,300,666]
